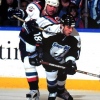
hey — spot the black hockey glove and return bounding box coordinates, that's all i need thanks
[29,56,41,66]
[25,19,40,34]
[65,60,77,75]
[29,52,41,66]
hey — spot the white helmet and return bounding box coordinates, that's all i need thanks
[45,0,59,7]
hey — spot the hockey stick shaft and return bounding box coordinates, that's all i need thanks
[13,15,44,31]
[13,15,25,22]
[76,70,100,78]
[13,15,58,34]
[40,61,65,69]
[40,61,100,78]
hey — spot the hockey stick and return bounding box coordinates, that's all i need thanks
[13,15,25,22]
[13,15,59,34]
[13,15,45,31]
[40,61,100,78]
[40,61,65,69]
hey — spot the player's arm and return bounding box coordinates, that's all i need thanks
[64,37,81,75]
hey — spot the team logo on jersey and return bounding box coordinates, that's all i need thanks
[28,6,35,12]
[50,42,71,61]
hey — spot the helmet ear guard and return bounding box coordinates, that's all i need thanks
[61,14,75,27]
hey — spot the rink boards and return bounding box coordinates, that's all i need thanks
[0,27,100,91]
[0,77,100,91]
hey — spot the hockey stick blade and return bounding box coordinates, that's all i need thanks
[40,61,100,79]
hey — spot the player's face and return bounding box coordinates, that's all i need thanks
[46,4,58,15]
[63,25,73,36]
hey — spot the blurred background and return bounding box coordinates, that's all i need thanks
[0,0,100,29]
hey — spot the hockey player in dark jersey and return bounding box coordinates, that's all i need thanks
[41,14,81,100]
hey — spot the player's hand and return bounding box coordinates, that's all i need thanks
[25,20,39,33]
[65,60,77,75]
[29,55,41,66]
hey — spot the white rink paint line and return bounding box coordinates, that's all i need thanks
[0,89,100,100]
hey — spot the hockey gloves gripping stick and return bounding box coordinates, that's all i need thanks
[40,61,100,79]
[65,60,77,75]
[25,19,41,34]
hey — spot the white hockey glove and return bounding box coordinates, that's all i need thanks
[65,60,77,75]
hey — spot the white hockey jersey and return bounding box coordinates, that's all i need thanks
[36,15,61,38]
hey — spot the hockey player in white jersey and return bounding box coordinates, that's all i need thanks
[36,0,61,37]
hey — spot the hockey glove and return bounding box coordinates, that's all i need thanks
[29,56,41,66]
[29,52,41,66]
[65,60,77,75]
[25,20,40,34]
